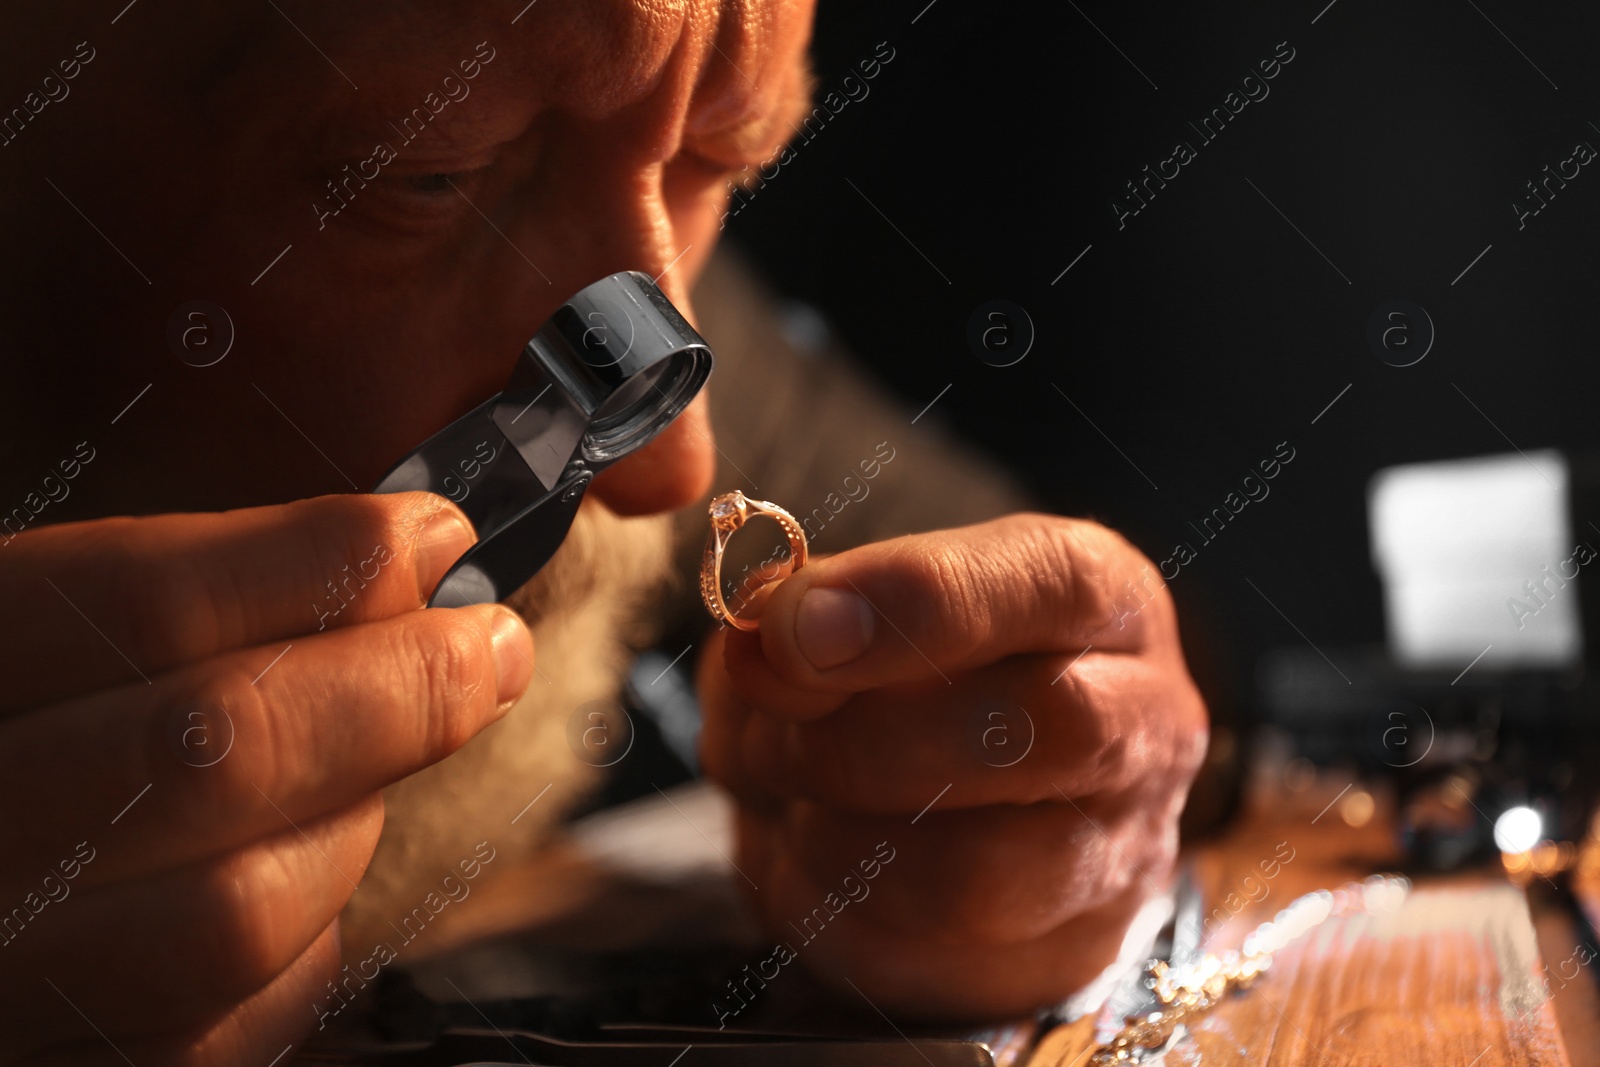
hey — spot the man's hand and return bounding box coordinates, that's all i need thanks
[699,513,1208,1020]
[0,493,534,1065]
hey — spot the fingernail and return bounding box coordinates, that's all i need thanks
[490,607,535,705]
[795,587,875,671]
[415,507,477,603]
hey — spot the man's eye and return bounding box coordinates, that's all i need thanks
[403,172,466,194]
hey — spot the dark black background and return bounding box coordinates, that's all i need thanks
[726,0,1600,716]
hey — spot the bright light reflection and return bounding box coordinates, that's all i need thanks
[1494,805,1542,854]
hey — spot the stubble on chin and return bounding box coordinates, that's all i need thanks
[337,496,680,960]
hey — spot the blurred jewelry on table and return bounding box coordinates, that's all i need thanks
[1090,874,1410,1066]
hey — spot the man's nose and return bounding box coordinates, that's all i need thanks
[513,140,717,516]
[587,389,716,516]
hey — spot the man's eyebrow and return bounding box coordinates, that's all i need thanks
[315,84,538,167]
[689,61,817,167]
[769,70,820,147]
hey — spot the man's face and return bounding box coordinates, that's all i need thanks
[2,0,813,517]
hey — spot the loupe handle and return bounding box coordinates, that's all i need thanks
[370,395,584,607]
[426,470,591,607]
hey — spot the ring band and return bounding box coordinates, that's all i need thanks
[701,490,809,631]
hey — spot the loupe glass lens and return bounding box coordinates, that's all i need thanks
[582,349,703,462]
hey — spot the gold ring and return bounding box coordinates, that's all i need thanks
[701,490,809,631]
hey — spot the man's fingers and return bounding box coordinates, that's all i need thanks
[122,920,344,1067]
[739,799,1151,1020]
[747,514,1171,714]
[829,894,1146,1021]
[3,799,382,1047]
[0,603,533,888]
[736,790,1171,957]
[703,651,1200,814]
[0,492,476,716]
[18,927,342,1067]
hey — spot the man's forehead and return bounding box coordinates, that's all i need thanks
[469,0,813,155]
[228,0,811,163]
[335,0,696,110]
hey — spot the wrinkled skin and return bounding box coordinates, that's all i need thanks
[701,514,1208,1017]
[0,1,1205,1061]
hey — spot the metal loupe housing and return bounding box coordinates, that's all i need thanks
[372,271,713,607]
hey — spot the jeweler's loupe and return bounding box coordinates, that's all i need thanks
[372,271,713,607]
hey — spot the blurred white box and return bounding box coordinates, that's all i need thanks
[1368,450,1580,669]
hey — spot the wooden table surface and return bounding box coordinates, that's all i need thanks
[307,771,1600,1066]
[1025,772,1597,1067]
